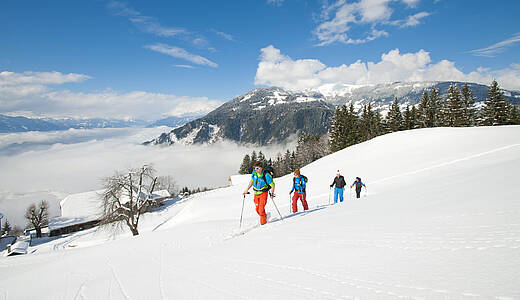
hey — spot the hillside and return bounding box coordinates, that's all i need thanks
[1,126,519,299]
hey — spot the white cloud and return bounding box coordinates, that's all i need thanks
[108,1,214,51]
[255,45,520,91]
[267,0,284,6]
[389,11,430,27]
[314,0,430,46]
[0,70,222,120]
[469,32,520,57]
[173,64,195,69]
[145,44,218,68]
[211,29,234,41]
[108,1,187,37]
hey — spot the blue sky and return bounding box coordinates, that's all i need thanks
[1,0,519,121]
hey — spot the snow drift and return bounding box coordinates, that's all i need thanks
[1,126,519,299]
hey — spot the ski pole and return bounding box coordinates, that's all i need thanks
[328,187,331,205]
[270,193,284,220]
[240,192,249,228]
[289,192,292,214]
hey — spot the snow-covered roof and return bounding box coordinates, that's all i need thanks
[3,240,29,256]
[60,190,104,219]
[51,189,171,230]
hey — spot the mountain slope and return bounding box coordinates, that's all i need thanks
[146,87,335,145]
[2,126,519,299]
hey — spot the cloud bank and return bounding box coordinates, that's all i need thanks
[255,45,520,91]
[0,70,222,120]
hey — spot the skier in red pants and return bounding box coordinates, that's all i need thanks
[290,169,308,213]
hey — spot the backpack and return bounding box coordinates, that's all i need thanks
[261,166,275,191]
[301,175,308,183]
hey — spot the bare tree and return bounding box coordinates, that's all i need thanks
[24,200,49,238]
[100,165,158,236]
[156,175,177,197]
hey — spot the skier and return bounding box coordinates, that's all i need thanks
[330,171,346,203]
[243,162,276,225]
[289,169,308,213]
[351,177,367,199]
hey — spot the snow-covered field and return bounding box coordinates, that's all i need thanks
[1,126,519,299]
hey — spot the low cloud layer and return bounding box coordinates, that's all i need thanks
[0,128,294,228]
[0,70,222,120]
[255,45,520,91]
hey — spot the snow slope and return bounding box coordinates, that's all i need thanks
[1,126,519,299]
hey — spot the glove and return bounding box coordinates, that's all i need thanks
[330,184,333,188]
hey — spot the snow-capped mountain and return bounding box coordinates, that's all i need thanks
[0,114,148,133]
[145,87,335,146]
[317,81,520,113]
[0,114,200,133]
[146,115,200,128]
[147,81,520,146]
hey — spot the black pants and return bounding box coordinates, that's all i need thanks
[356,188,361,198]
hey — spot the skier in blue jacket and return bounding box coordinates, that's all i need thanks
[351,177,367,198]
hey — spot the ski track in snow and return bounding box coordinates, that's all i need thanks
[201,254,491,300]
[370,143,520,185]
[106,258,132,300]
[0,288,8,300]
[159,243,167,300]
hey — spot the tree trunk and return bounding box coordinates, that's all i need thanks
[36,227,42,238]
[130,227,139,236]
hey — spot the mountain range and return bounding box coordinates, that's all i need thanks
[0,114,198,133]
[146,81,520,146]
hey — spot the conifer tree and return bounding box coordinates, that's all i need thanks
[1,220,12,236]
[386,97,403,132]
[329,106,345,152]
[403,105,413,130]
[482,80,511,126]
[417,90,429,128]
[461,83,477,126]
[239,154,251,174]
[508,105,520,125]
[250,151,257,165]
[444,84,464,127]
[428,87,442,127]
[346,103,361,146]
[410,105,418,129]
[360,104,378,141]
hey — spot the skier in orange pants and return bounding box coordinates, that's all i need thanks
[243,162,275,225]
[290,169,308,213]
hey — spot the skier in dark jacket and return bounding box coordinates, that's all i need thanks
[330,171,346,203]
[351,177,366,198]
[290,169,308,213]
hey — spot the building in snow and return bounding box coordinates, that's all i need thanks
[48,189,171,237]
[3,239,29,257]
